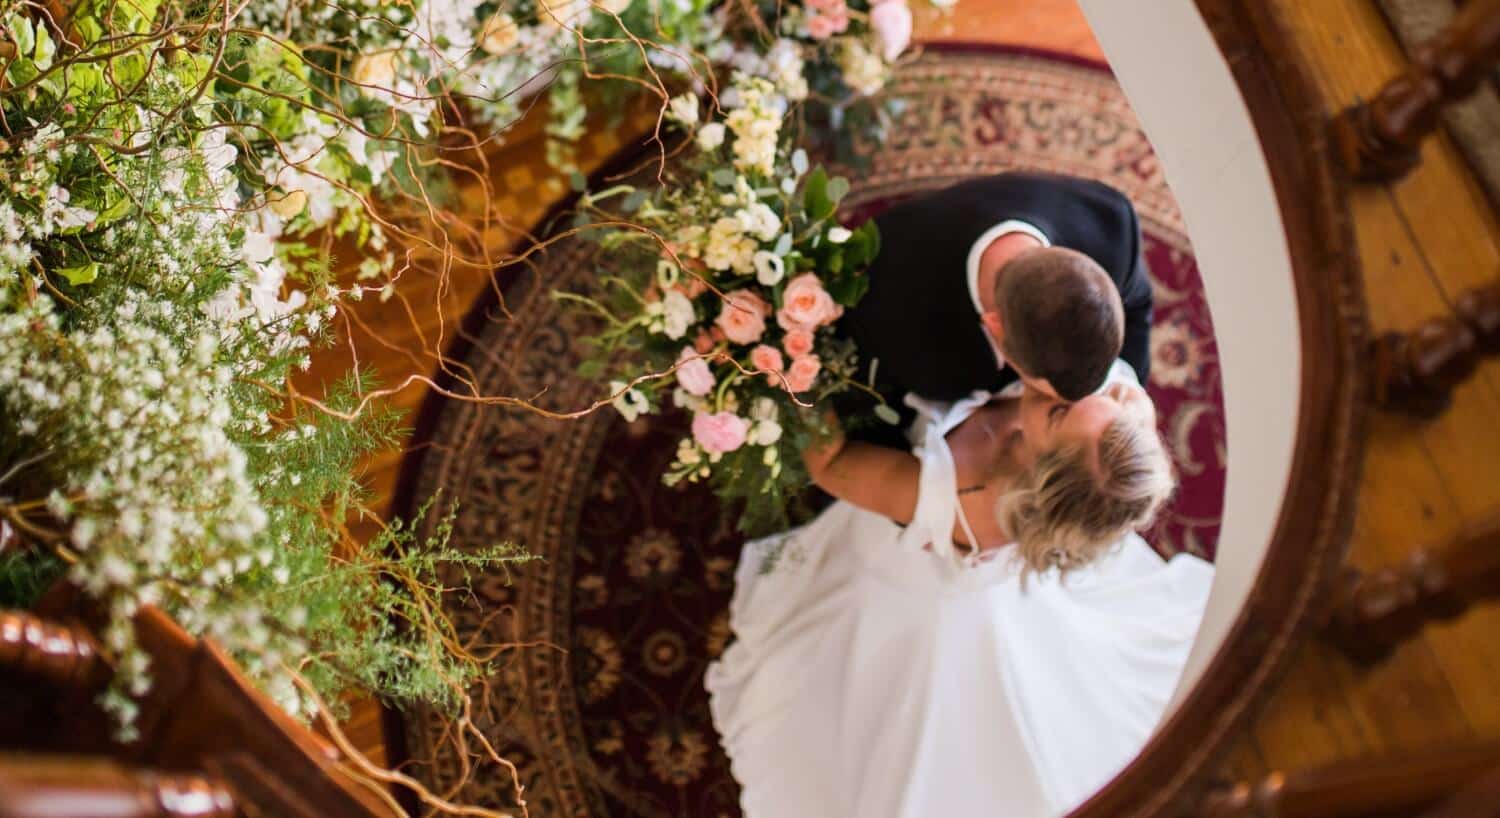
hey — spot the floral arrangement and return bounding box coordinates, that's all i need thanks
[572,73,885,535]
[239,0,928,171]
[0,0,936,738]
[0,0,528,733]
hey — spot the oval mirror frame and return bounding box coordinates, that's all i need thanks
[1068,2,1369,815]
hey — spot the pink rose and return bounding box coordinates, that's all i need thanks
[676,346,716,396]
[692,411,749,454]
[750,344,785,383]
[716,289,771,345]
[870,0,912,61]
[785,355,822,393]
[693,329,715,354]
[806,0,843,11]
[777,274,843,332]
[783,329,815,360]
[806,12,837,40]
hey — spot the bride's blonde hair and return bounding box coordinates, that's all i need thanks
[996,413,1175,576]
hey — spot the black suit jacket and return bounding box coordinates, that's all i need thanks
[841,172,1154,404]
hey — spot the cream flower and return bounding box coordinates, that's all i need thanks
[668,92,700,128]
[267,189,308,220]
[351,51,399,94]
[478,12,520,55]
[697,122,726,151]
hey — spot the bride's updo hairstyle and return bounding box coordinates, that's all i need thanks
[997,412,1175,576]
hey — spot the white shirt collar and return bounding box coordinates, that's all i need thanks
[966,220,1051,366]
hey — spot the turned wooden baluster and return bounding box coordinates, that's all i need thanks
[1370,277,1500,417]
[1202,742,1500,818]
[1331,0,1500,180]
[0,755,236,818]
[0,609,109,692]
[1324,509,1500,665]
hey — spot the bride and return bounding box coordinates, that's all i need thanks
[705,360,1214,818]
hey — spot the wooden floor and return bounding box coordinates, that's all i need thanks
[1218,0,1500,782]
[326,0,1500,797]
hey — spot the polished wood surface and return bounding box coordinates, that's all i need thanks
[1214,0,1500,793]
[1,607,399,818]
[0,756,236,818]
[0,610,107,692]
[1331,0,1500,181]
[1203,741,1500,818]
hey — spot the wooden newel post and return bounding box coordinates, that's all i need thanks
[1371,277,1500,417]
[1331,0,1500,181]
[1326,509,1500,664]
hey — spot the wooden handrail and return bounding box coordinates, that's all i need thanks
[0,610,109,693]
[1202,741,1500,818]
[1331,0,1500,181]
[1325,509,1500,664]
[0,755,236,818]
[1370,277,1500,417]
[1418,762,1500,817]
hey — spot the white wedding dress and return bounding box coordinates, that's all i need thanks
[705,363,1214,818]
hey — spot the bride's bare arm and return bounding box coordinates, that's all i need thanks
[802,411,920,524]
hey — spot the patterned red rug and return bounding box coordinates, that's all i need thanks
[397,46,1225,818]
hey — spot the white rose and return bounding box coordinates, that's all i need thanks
[660,288,695,340]
[750,397,779,422]
[351,51,399,95]
[696,122,726,151]
[753,250,785,286]
[478,12,520,56]
[737,202,780,241]
[748,419,783,446]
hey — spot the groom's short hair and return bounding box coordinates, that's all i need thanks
[995,248,1124,401]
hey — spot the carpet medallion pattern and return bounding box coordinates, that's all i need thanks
[400,48,1226,817]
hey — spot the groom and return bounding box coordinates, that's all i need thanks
[840,171,1153,419]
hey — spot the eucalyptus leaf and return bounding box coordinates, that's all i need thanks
[621,189,648,213]
[56,262,100,286]
[569,171,587,192]
[826,176,850,204]
[791,148,809,177]
[711,168,736,187]
[774,233,793,256]
[874,404,901,425]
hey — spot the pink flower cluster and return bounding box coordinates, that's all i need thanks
[692,411,749,454]
[805,0,851,40]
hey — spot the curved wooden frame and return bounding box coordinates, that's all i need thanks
[1070,3,1370,815]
